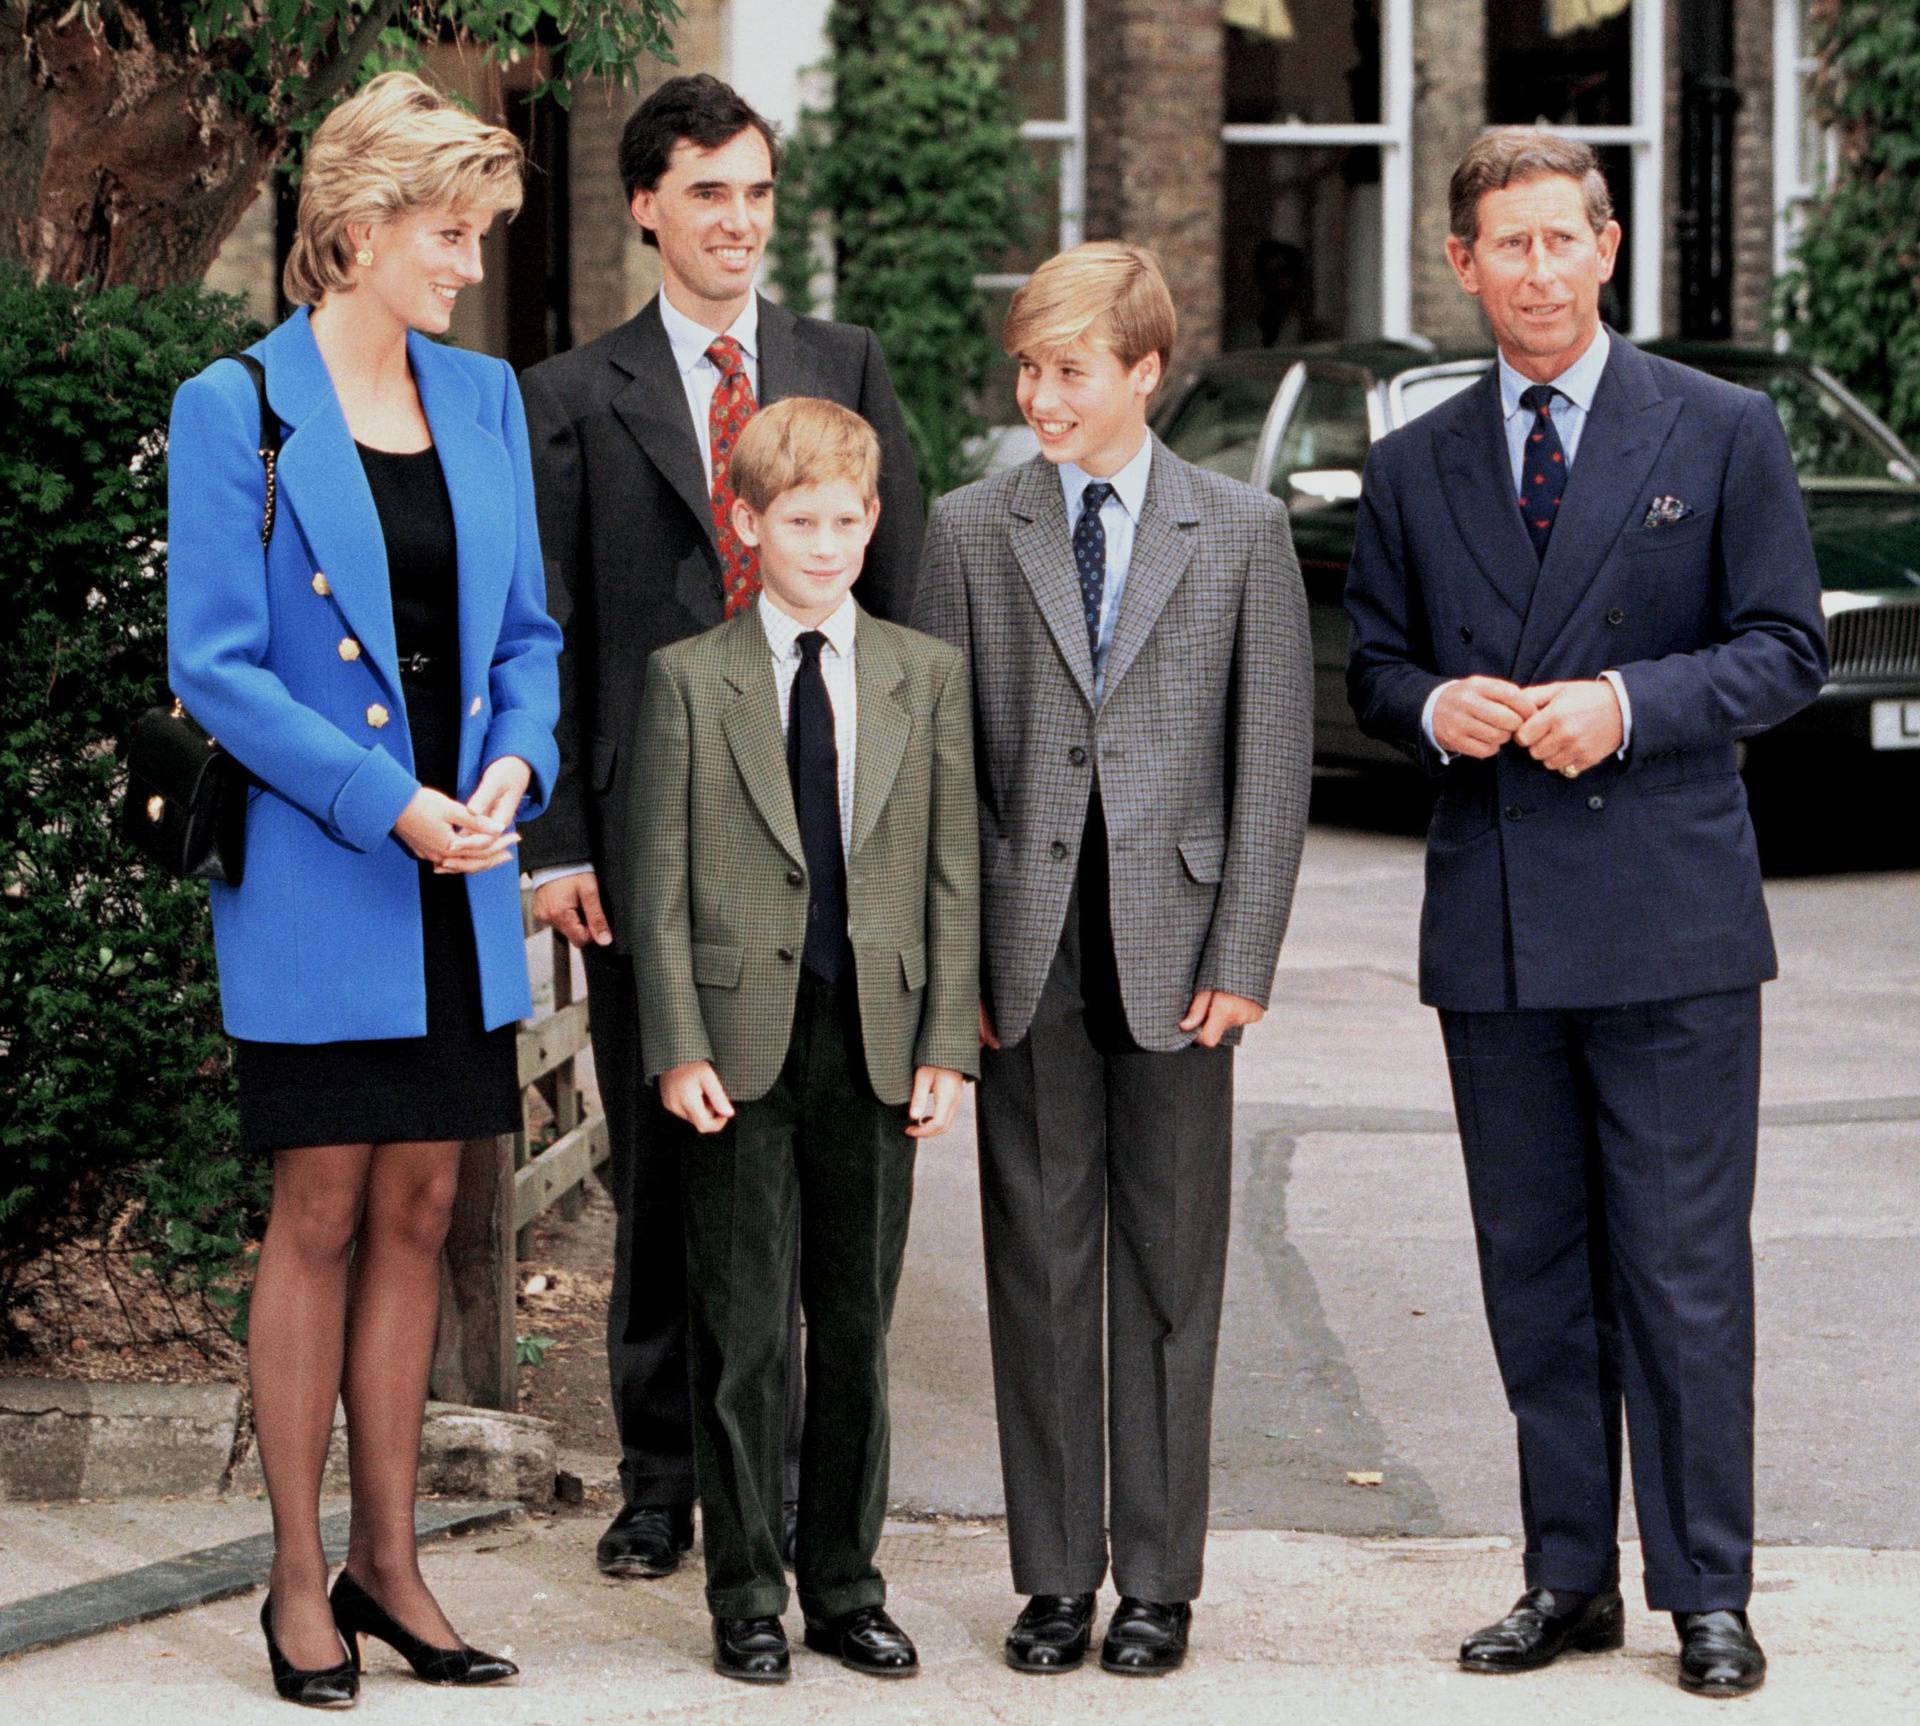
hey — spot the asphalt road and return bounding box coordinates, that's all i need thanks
[887,775,1920,1557]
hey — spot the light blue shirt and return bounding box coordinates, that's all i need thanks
[658,287,760,492]
[1422,326,1632,760]
[1059,434,1154,701]
[1498,323,1610,492]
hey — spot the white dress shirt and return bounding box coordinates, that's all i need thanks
[1058,433,1154,702]
[1421,325,1633,761]
[658,287,761,492]
[529,290,763,891]
[760,592,858,859]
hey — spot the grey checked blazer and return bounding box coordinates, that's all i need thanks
[913,438,1312,1052]
[631,603,979,1106]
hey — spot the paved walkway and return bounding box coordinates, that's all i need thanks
[1,1500,1914,1722]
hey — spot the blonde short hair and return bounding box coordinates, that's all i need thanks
[729,398,881,514]
[1002,241,1178,369]
[284,71,525,307]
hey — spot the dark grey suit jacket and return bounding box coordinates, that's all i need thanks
[518,293,924,949]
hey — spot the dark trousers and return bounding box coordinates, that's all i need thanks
[1439,987,1761,1613]
[976,810,1234,1604]
[679,970,916,1620]
[584,943,800,1511]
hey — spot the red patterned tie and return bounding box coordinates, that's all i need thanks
[707,336,760,615]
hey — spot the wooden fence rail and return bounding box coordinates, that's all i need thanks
[430,891,608,1410]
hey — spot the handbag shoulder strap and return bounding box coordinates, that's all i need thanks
[230,352,280,548]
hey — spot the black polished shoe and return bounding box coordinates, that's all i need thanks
[1005,1593,1097,1673]
[782,1499,799,1571]
[1459,1588,1625,1672]
[713,1615,791,1684]
[802,1604,919,1676]
[1100,1597,1191,1675]
[260,1593,358,1708]
[1676,1610,1766,1696]
[329,1570,517,1686]
[595,1502,695,1578]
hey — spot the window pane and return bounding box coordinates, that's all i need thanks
[1487,0,1634,126]
[1594,144,1632,330]
[1222,145,1383,345]
[987,0,1067,121]
[1225,0,1383,126]
[986,138,1063,277]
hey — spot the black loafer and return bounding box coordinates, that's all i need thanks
[1676,1610,1766,1696]
[782,1499,799,1571]
[1005,1593,1097,1673]
[1100,1597,1190,1675]
[802,1605,918,1677]
[595,1502,694,1578]
[1459,1588,1625,1672]
[713,1615,790,1683]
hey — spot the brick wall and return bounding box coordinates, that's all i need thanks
[1730,0,1778,343]
[1084,0,1224,374]
[1411,0,1488,347]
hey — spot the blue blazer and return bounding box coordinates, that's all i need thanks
[1345,336,1828,1012]
[167,308,562,1042]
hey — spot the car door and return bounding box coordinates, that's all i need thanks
[1251,362,1400,768]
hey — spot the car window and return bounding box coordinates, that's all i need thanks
[1395,369,1484,425]
[1269,370,1372,509]
[1683,362,1918,486]
[1158,373,1282,483]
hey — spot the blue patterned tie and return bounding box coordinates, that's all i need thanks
[1073,481,1115,666]
[1518,384,1567,562]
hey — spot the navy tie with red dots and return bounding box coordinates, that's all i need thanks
[1518,383,1567,562]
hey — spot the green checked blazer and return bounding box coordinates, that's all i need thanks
[631,602,979,1107]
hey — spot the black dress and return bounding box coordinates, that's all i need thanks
[234,444,522,1154]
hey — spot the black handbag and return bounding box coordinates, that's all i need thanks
[121,353,280,885]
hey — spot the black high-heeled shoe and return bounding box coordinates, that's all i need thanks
[328,1569,518,1686]
[260,1593,359,1708]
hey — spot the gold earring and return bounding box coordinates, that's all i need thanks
[355,247,374,267]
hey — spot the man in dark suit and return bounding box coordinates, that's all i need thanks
[518,73,923,1581]
[1345,130,1827,1698]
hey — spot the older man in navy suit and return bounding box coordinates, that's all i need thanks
[1346,130,1826,1699]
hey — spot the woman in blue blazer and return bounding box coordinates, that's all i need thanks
[167,74,559,1704]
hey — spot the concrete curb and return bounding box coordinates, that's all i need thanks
[0,1380,555,1506]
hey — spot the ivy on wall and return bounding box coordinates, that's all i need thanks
[1778,0,1920,441]
[770,0,1038,500]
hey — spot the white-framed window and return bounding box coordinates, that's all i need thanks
[1219,0,1414,342]
[1773,0,1835,280]
[1484,0,1665,338]
[976,0,1087,295]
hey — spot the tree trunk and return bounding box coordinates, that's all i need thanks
[1,7,280,290]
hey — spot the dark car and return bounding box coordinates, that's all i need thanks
[1153,338,1920,785]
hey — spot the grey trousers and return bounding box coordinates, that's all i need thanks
[976,874,1234,1604]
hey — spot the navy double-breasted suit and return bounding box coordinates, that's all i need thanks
[167,309,561,1043]
[1346,333,1826,1614]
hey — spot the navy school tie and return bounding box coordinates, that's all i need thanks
[787,630,851,984]
[1517,384,1567,562]
[1073,481,1116,666]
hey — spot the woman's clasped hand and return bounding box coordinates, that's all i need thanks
[394,755,531,873]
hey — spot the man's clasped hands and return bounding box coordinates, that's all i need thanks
[1430,675,1624,777]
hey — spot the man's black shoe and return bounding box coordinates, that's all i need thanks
[1459,1588,1625,1672]
[801,1605,918,1677]
[1676,1610,1766,1696]
[782,1499,799,1571]
[1005,1593,1097,1673]
[595,1502,694,1578]
[712,1615,790,1683]
[1100,1597,1191,1675]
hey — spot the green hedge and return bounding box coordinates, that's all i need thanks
[770,0,1036,500]
[1778,1,1920,441]
[0,271,264,1339]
